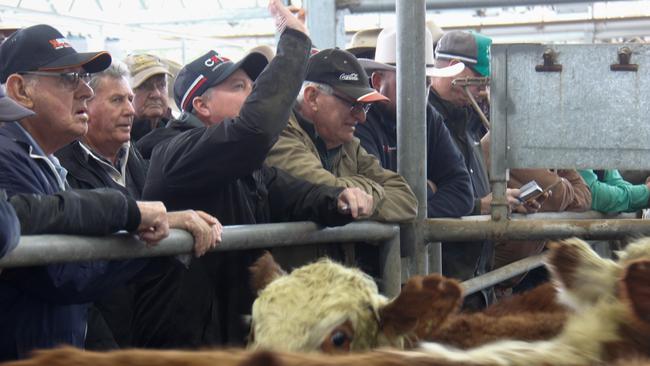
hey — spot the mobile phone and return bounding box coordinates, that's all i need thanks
[517,180,543,203]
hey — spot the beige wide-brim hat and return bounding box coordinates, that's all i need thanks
[346,28,382,57]
[124,53,173,89]
[358,26,464,78]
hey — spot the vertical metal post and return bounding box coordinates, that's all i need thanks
[304,0,337,48]
[397,0,429,278]
[490,45,509,221]
[380,231,402,297]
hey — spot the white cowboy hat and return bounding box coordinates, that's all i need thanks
[357,26,464,78]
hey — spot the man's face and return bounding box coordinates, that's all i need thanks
[25,67,94,147]
[132,73,168,120]
[198,68,253,126]
[86,76,135,154]
[312,87,368,149]
[434,60,483,107]
[372,70,431,120]
[372,70,397,117]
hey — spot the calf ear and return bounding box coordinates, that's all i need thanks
[249,251,286,293]
[621,259,650,325]
[378,274,462,340]
[545,238,618,309]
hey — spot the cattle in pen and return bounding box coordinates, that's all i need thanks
[4,237,650,366]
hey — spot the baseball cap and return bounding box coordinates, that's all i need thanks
[357,26,464,78]
[434,30,492,77]
[0,86,34,121]
[306,48,388,103]
[0,24,111,83]
[124,53,173,89]
[174,50,269,112]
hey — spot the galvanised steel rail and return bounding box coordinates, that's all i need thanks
[0,221,403,297]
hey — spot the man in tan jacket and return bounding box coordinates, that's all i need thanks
[266,48,417,223]
[266,48,417,271]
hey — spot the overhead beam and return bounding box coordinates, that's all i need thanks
[124,0,629,26]
[342,0,632,13]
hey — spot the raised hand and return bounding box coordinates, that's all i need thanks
[268,0,308,35]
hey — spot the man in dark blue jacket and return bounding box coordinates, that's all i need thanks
[0,191,19,259]
[355,27,473,218]
[0,24,169,360]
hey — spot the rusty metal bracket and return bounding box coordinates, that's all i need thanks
[610,46,638,72]
[535,48,562,72]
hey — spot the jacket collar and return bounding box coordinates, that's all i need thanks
[169,112,206,131]
[293,107,343,172]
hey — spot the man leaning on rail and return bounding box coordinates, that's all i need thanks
[55,61,223,350]
[264,47,418,272]
[141,0,373,348]
[0,24,173,360]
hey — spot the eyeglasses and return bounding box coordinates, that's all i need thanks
[18,71,92,90]
[331,93,372,115]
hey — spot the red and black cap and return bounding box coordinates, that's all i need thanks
[173,50,269,113]
[306,48,388,103]
[0,24,112,83]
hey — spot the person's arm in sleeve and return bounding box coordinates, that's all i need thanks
[0,190,20,258]
[264,166,353,226]
[426,111,473,217]
[267,122,416,222]
[579,169,650,213]
[353,143,417,222]
[557,169,591,212]
[9,188,141,236]
[152,29,312,191]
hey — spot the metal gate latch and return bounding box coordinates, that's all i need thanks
[535,48,562,72]
[610,47,638,72]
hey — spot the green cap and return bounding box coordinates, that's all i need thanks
[434,30,492,77]
[471,32,492,77]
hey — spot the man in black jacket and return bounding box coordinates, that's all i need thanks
[56,62,223,350]
[0,22,170,356]
[142,1,373,347]
[429,31,525,308]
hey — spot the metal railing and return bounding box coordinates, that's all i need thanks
[0,221,403,297]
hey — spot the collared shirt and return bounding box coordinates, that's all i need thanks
[13,122,68,191]
[293,107,341,173]
[78,141,130,187]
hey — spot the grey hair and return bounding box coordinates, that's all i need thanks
[296,81,333,105]
[88,61,130,93]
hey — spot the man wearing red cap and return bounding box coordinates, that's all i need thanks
[141,0,373,347]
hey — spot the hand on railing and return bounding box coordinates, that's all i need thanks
[168,210,223,257]
[337,187,374,219]
[268,0,308,36]
[135,201,169,246]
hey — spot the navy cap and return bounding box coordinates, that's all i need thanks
[174,50,268,113]
[0,24,112,83]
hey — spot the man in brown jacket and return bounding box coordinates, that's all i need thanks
[266,48,417,223]
[265,48,417,271]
